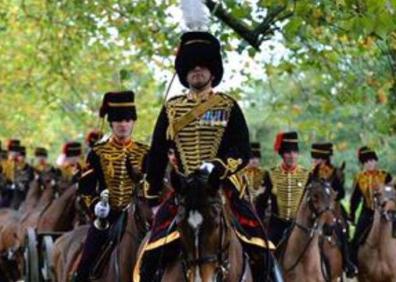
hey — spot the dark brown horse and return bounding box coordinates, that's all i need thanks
[36,183,78,232]
[358,184,396,282]
[159,171,252,282]
[53,196,151,282]
[280,173,337,282]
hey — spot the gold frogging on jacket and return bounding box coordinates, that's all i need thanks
[164,93,234,175]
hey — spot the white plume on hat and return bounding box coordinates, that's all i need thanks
[180,0,210,31]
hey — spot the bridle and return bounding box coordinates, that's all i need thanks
[178,194,231,282]
[374,186,396,222]
[285,179,335,275]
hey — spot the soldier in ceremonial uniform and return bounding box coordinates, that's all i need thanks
[57,142,84,187]
[0,141,7,162]
[74,91,148,282]
[33,147,53,174]
[256,131,310,246]
[241,142,266,204]
[0,140,34,208]
[349,146,392,267]
[311,142,357,277]
[135,31,274,282]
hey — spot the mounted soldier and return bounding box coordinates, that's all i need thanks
[135,30,275,282]
[74,91,149,281]
[349,146,392,269]
[56,141,84,189]
[255,131,310,246]
[241,142,266,205]
[310,142,357,277]
[0,140,34,208]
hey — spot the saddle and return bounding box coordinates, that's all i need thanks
[90,211,128,279]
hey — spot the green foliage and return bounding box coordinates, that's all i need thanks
[1,0,396,195]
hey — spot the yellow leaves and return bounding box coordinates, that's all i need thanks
[376,80,393,105]
[312,8,322,19]
[291,104,302,115]
[377,88,388,104]
[312,26,323,37]
[336,142,348,152]
[361,36,375,49]
[390,32,396,50]
[338,34,349,43]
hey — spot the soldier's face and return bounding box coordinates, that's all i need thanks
[312,158,325,166]
[248,157,260,168]
[36,156,47,165]
[282,151,298,167]
[364,159,377,171]
[111,119,134,139]
[186,65,213,90]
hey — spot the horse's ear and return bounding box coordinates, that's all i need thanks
[312,164,321,179]
[340,161,346,171]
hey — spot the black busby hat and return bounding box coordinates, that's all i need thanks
[251,142,261,158]
[175,31,223,88]
[311,142,333,159]
[85,129,103,148]
[63,142,82,157]
[99,91,137,122]
[17,146,26,157]
[35,147,48,157]
[7,139,20,152]
[357,146,378,164]
[274,131,299,155]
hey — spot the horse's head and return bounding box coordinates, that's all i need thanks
[172,170,228,281]
[302,166,336,228]
[374,184,396,220]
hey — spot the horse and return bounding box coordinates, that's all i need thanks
[357,184,396,282]
[280,173,337,282]
[53,195,151,282]
[36,183,78,232]
[160,171,252,282]
[0,210,24,282]
[320,163,346,280]
[0,176,56,281]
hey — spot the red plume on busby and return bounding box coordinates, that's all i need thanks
[7,139,21,152]
[85,129,103,148]
[274,131,299,155]
[274,132,284,153]
[62,142,82,157]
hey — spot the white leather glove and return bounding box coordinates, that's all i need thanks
[200,162,215,174]
[94,201,110,219]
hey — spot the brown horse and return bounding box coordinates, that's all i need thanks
[53,196,151,282]
[320,163,346,281]
[358,184,396,282]
[0,209,24,282]
[280,175,337,282]
[159,171,252,282]
[0,179,55,281]
[37,183,78,232]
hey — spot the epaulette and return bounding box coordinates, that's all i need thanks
[165,95,185,106]
[216,92,237,103]
[134,141,149,151]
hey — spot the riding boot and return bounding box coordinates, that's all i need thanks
[74,224,108,282]
[139,249,164,282]
[338,226,357,278]
[138,240,180,282]
[245,245,274,282]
